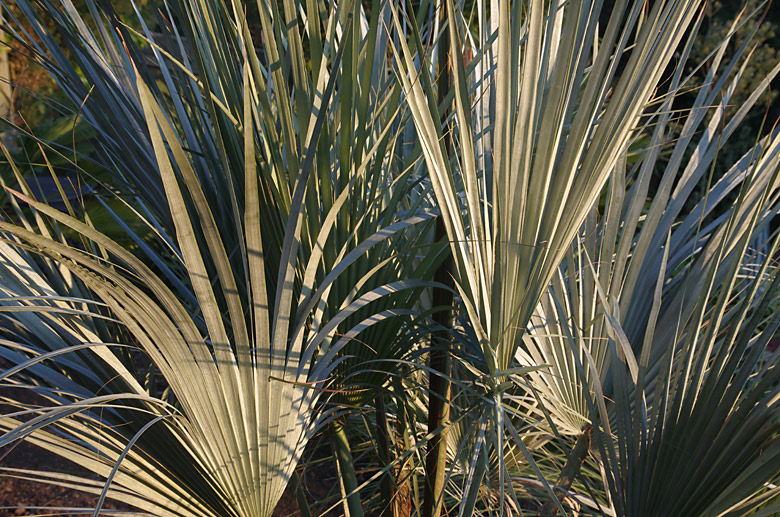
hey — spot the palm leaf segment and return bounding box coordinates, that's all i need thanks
[0,0,434,515]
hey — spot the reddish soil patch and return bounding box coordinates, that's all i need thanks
[0,378,333,515]
[0,382,135,516]
[0,440,134,516]
[0,396,328,516]
[0,430,309,516]
[0,439,318,516]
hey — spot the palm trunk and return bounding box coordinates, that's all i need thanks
[423,2,454,515]
[333,420,364,517]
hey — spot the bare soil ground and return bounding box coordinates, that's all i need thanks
[0,431,306,516]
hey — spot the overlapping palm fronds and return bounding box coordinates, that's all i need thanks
[0,0,436,515]
[391,0,712,510]
[514,4,780,515]
[1,0,780,515]
[521,3,780,436]
[393,0,703,375]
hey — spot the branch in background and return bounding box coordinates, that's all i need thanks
[540,426,592,517]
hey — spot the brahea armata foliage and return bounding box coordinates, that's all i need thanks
[0,0,779,515]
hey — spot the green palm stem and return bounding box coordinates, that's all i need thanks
[291,471,313,517]
[376,394,396,516]
[462,442,488,516]
[540,426,593,517]
[423,4,454,516]
[333,419,364,517]
[399,392,420,514]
